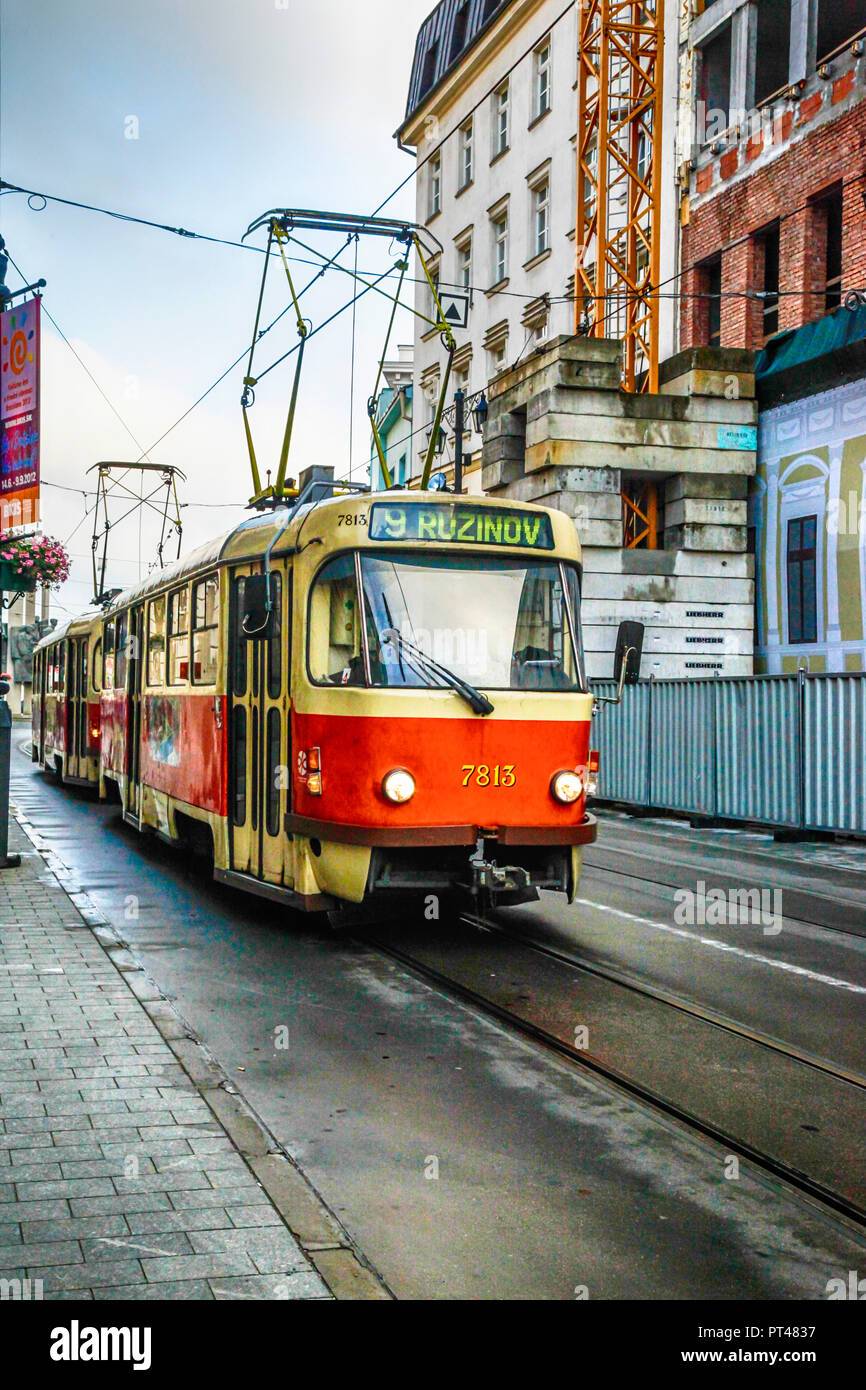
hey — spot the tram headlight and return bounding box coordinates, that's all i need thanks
[551,770,584,804]
[382,768,416,804]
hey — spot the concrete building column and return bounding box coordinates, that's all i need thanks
[788,0,819,86]
[730,2,758,121]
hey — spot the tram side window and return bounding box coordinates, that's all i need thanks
[308,555,364,685]
[511,567,577,690]
[58,643,66,693]
[115,613,128,691]
[147,596,166,686]
[266,573,281,700]
[103,621,115,691]
[92,638,103,693]
[192,574,219,685]
[168,587,189,684]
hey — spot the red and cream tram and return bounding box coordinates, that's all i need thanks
[32,488,601,914]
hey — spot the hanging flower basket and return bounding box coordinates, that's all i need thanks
[0,533,71,593]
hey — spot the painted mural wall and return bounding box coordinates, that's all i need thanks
[752,376,866,673]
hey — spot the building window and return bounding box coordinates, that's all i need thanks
[534,40,552,120]
[822,186,843,312]
[489,341,508,375]
[450,0,470,64]
[699,26,732,130]
[492,210,509,284]
[493,81,509,157]
[429,156,441,218]
[533,320,549,348]
[818,1,864,65]
[420,40,439,98]
[458,119,473,190]
[755,1,791,107]
[457,234,472,290]
[398,454,407,485]
[706,257,722,347]
[761,223,780,340]
[533,180,550,257]
[787,516,818,644]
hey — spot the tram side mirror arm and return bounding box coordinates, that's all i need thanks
[594,621,644,711]
[241,574,273,640]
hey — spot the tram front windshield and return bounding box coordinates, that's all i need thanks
[308,551,586,692]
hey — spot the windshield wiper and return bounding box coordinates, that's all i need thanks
[381,628,494,716]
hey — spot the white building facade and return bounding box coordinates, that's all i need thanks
[396,0,681,482]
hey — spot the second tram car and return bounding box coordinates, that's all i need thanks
[33,488,607,915]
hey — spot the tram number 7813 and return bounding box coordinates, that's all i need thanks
[461,764,516,788]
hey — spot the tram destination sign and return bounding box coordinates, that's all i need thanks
[369,501,554,549]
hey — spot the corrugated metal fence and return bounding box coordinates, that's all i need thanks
[589,672,866,835]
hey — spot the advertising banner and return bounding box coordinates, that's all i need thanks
[0,295,41,530]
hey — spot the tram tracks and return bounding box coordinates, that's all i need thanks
[359,911,866,1232]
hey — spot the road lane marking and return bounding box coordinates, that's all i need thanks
[573,898,866,995]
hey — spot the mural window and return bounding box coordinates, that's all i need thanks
[787,516,818,645]
[147,596,167,686]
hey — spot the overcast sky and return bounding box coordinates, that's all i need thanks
[0,0,433,614]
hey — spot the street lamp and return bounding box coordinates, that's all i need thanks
[472,392,489,434]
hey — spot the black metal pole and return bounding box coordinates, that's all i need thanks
[454,389,464,494]
[0,665,21,868]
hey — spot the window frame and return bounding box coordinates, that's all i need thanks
[146,595,167,688]
[533,178,550,257]
[492,80,510,158]
[458,118,473,191]
[191,572,220,686]
[167,585,190,686]
[533,39,552,122]
[429,155,441,219]
[786,515,819,646]
[492,210,509,284]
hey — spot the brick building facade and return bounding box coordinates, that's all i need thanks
[680,7,866,353]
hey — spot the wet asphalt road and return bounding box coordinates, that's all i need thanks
[10,744,866,1300]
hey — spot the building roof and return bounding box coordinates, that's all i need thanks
[403,0,512,125]
[755,300,866,405]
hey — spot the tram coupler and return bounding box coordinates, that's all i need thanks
[468,836,532,897]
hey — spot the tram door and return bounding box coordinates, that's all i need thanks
[65,639,79,775]
[36,649,47,764]
[124,607,145,821]
[65,638,88,778]
[228,563,291,884]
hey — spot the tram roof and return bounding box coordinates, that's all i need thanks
[36,490,579,644]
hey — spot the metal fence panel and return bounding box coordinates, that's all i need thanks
[802,675,866,833]
[591,680,650,804]
[589,671,865,837]
[714,676,801,826]
[648,679,716,815]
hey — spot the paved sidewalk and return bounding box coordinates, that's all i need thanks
[0,818,334,1301]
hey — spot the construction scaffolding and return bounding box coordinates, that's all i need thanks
[575,0,665,393]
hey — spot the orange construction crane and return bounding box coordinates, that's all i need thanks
[575,0,665,393]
